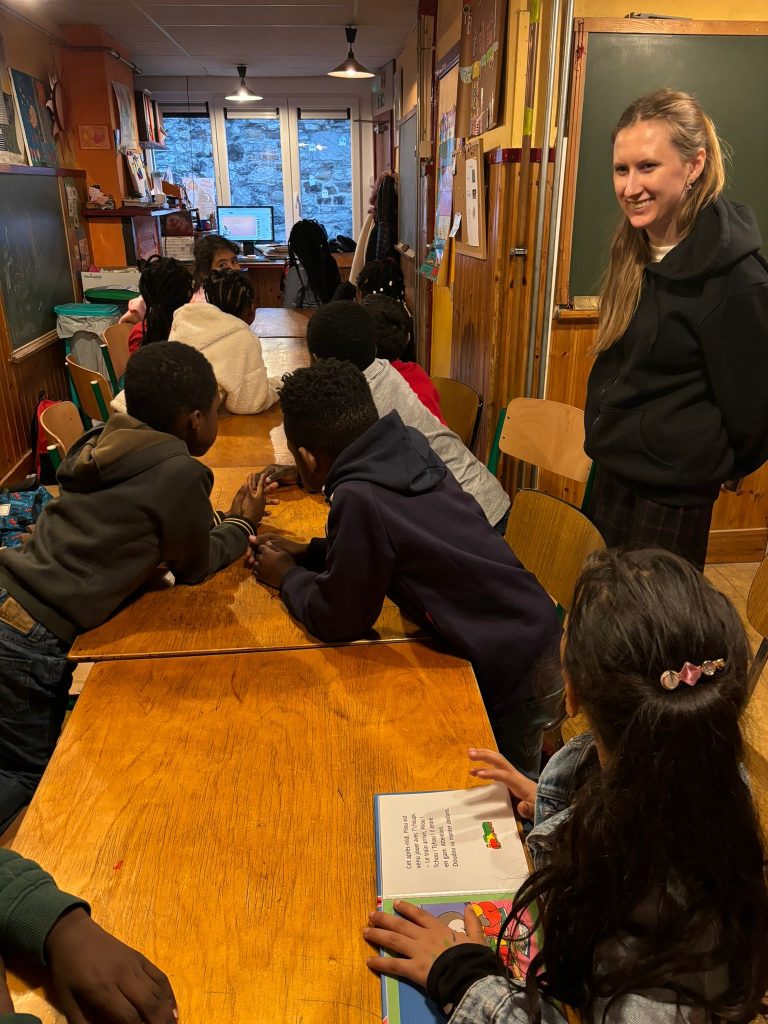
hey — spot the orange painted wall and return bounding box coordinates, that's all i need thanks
[61,26,138,265]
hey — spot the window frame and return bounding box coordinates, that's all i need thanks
[152,94,365,242]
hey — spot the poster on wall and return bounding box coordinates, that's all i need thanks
[112,81,138,151]
[10,68,57,167]
[456,0,508,138]
[0,36,24,164]
[124,149,152,200]
[420,65,459,281]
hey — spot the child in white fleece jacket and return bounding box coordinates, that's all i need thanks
[169,269,279,415]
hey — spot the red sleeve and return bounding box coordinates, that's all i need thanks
[391,361,447,425]
[128,322,145,354]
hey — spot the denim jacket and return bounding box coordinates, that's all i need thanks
[432,734,719,1023]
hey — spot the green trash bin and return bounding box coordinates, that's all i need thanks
[54,302,120,411]
[84,287,138,315]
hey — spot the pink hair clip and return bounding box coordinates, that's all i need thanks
[660,658,726,691]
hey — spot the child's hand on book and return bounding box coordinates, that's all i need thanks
[364,900,486,987]
[468,748,537,821]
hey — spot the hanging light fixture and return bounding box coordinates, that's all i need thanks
[225,65,263,102]
[327,25,375,79]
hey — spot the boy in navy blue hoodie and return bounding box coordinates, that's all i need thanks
[249,359,562,776]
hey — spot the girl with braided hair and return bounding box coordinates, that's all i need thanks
[127,256,193,354]
[169,268,278,415]
[282,219,341,308]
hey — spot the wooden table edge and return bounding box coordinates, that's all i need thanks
[68,631,429,662]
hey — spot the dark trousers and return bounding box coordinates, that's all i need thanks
[0,590,72,832]
[586,464,715,571]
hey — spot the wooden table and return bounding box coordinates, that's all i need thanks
[252,307,312,338]
[69,468,424,661]
[8,645,493,1024]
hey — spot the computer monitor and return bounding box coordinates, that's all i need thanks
[217,205,274,255]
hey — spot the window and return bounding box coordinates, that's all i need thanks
[296,111,353,240]
[152,111,218,220]
[224,111,286,241]
[153,97,365,244]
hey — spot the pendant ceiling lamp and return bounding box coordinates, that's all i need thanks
[327,25,375,79]
[225,65,263,102]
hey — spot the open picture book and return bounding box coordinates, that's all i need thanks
[374,785,535,1024]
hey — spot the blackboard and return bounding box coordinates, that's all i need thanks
[0,172,75,350]
[564,26,768,300]
[397,112,417,256]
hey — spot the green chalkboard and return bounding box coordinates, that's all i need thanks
[0,172,75,350]
[568,29,768,299]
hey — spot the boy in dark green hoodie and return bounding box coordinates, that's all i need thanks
[0,846,176,1022]
[0,343,270,831]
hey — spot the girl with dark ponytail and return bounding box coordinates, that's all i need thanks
[283,219,341,308]
[128,256,193,353]
[366,547,768,1024]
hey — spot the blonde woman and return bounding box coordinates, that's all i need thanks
[584,90,768,569]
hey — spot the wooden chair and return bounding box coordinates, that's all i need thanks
[499,397,592,482]
[65,354,112,423]
[505,489,605,612]
[102,323,132,390]
[431,376,483,450]
[505,489,604,740]
[39,401,85,465]
[746,553,768,695]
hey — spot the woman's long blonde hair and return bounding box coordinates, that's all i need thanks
[595,89,726,353]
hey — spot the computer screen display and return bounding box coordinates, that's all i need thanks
[217,206,275,243]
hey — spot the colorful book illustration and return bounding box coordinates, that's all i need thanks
[374,785,536,1024]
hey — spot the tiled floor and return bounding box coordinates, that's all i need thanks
[705,562,767,832]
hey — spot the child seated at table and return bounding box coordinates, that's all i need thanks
[282,219,341,308]
[126,256,194,353]
[360,293,445,423]
[365,548,768,1024]
[0,343,270,831]
[120,235,239,326]
[0,847,177,1022]
[305,301,510,532]
[249,359,561,773]
[169,269,278,415]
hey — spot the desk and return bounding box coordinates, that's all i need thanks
[252,307,312,338]
[9,645,493,1024]
[69,469,424,661]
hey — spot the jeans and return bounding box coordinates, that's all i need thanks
[490,685,565,781]
[0,590,72,832]
[493,506,511,536]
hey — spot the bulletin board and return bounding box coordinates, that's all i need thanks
[456,0,508,138]
[453,139,487,260]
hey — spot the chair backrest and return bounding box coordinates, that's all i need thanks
[499,397,591,482]
[746,554,768,694]
[103,322,132,384]
[431,376,483,449]
[65,354,112,422]
[505,489,605,611]
[39,401,84,459]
